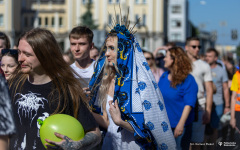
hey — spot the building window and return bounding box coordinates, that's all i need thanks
[59,17,63,26]
[58,41,64,52]
[82,0,86,4]
[135,14,139,23]
[116,15,119,24]
[171,33,181,41]
[31,17,34,26]
[171,19,181,28]
[45,17,48,26]
[108,14,112,25]
[109,0,112,4]
[38,17,42,26]
[24,17,28,27]
[116,0,120,3]
[0,14,3,26]
[52,17,55,26]
[0,0,3,4]
[21,0,26,8]
[135,0,139,4]
[172,5,181,13]
[135,14,140,27]
[143,0,147,3]
[142,38,146,47]
[142,14,146,26]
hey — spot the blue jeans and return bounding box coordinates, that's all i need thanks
[172,123,192,150]
[210,104,223,129]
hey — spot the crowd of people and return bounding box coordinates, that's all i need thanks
[0,13,239,150]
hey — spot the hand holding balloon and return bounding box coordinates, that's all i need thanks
[38,114,85,149]
[45,132,81,150]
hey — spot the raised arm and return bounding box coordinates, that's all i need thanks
[153,46,168,58]
[109,100,134,132]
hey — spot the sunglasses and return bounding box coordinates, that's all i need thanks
[191,45,201,49]
[146,57,153,60]
[1,49,18,55]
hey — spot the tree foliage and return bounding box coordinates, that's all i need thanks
[80,1,98,29]
[236,45,240,57]
[190,21,199,37]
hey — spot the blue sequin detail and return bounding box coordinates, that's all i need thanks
[138,81,147,91]
[152,81,158,89]
[158,100,164,111]
[143,62,150,71]
[136,43,142,52]
[161,121,169,132]
[160,143,168,150]
[143,100,152,111]
[146,121,155,130]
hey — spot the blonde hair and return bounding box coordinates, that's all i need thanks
[95,33,119,105]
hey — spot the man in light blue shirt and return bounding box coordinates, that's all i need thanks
[205,48,230,146]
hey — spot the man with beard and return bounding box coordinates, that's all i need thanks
[185,37,213,150]
[205,48,229,148]
[9,28,101,149]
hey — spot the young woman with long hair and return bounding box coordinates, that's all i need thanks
[158,47,198,150]
[1,49,20,81]
[89,22,176,149]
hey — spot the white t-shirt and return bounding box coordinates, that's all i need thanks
[70,60,95,87]
[191,59,212,108]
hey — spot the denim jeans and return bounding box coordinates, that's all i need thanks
[172,123,192,150]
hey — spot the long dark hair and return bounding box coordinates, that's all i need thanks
[0,32,11,49]
[10,28,88,118]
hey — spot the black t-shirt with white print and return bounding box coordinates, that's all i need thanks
[9,79,97,150]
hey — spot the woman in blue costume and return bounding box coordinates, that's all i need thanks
[89,14,176,150]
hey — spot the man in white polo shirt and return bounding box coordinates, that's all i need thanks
[185,37,213,150]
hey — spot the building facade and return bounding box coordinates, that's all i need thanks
[167,0,189,44]
[0,0,168,52]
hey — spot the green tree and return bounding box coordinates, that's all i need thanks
[236,45,240,57]
[80,1,98,29]
[189,21,199,37]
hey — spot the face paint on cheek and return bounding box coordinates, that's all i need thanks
[112,62,115,66]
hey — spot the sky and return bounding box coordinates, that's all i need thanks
[188,0,240,46]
